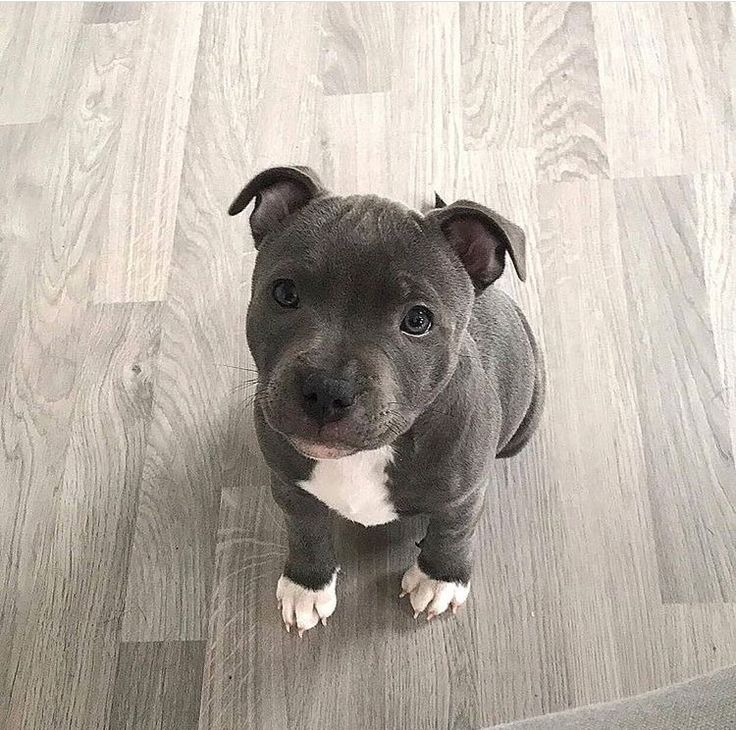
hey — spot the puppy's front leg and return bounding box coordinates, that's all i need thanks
[271,477,338,636]
[401,513,479,620]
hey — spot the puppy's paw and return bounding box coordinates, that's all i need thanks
[400,563,469,620]
[276,572,337,636]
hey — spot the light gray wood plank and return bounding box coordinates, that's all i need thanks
[536,179,664,705]
[0,3,83,125]
[248,3,326,174]
[110,641,205,730]
[390,2,465,206]
[1,20,140,727]
[0,123,51,375]
[0,120,75,730]
[321,92,394,196]
[594,2,735,177]
[461,3,530,149]
[614,176,736,602]
[319,3,396,95]
[119,136,236,634]
[525,2,609,182]
[661,605,736,680]
[694,174,736,467]
[4,302,162,730]
[83,2,142,25]
[95,3,202,303]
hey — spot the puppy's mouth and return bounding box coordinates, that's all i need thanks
[287,437,357,460]
[262,402,400,460]
[284,417,369,460]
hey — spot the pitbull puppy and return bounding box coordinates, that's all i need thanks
[230,166,545,635]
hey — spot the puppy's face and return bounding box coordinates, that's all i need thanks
[233,167,526,460]
[247,196,473,459]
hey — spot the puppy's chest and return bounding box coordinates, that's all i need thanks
[298,446,398,526]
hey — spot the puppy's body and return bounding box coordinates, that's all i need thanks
[233,168,545,633]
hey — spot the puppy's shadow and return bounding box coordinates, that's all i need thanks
[334,513,427,561]
[332,514,431,638]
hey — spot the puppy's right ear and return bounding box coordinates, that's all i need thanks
[228,166,327,247]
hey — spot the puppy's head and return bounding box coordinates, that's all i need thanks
[231,166,526,459]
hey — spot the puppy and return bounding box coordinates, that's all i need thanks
[230,166,545,635]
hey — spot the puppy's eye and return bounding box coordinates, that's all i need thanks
[401,306,433,337]
[272,279,299,308]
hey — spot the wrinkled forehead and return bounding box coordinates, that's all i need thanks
[275,196,462,307]
[302,196,425,261]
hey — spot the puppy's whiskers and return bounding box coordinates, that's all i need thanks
[232,378,262,394]
[213,361,260,374]
[238,383,270,412]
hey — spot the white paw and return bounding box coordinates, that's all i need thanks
[400,563,469,620]
[276,572,337,636]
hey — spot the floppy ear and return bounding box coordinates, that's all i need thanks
[426,200,527,290]
[228,165,327,247]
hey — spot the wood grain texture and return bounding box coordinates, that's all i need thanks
[0,3,83,125]
[525,2,609,182]
[536,179,663,704]
[614,176,736,603]
[322,92,394,196]
[0,121,77,730]
[391,2,465,206]
[111,641,205,730]
[0,122,53,374]
[694,174,736,466]
[594,2,735,177]
[461,3,529,149]
[246,3,326,175]
[4,302,161,730]
[319,2,395,95]
[661,604,736,680]
[2,3,736,729]
[95,3,202,303]
[83,2,142,25]
[1,20,140,727]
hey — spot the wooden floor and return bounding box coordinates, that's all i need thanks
[1,3,735,729]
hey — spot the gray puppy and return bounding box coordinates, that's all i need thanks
[230,166,544,635]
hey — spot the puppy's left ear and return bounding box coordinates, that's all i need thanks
[426,200,526,290]
[228,165,327,247]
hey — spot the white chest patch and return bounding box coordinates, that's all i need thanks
[298,446,398,526]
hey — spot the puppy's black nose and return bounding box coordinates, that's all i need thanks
[301,371,355,424]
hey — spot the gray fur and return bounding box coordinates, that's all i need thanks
[231,166,545,592]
